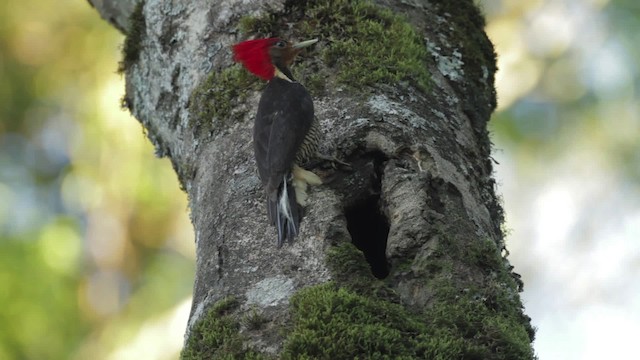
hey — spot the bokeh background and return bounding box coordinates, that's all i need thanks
[485,0,640,358]
[0,1,194,359]
[0,0,637,359]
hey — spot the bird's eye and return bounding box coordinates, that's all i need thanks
[275,40,286,48]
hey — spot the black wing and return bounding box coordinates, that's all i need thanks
[253,79,314,196]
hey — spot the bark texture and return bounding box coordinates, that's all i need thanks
[91,0,535,358]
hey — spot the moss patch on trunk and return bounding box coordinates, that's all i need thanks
[181,297,272,359]
[238,0,432,94]
[279,242,535,359]
[118,1,146,74]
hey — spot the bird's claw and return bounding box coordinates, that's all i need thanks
[315,153,351,169]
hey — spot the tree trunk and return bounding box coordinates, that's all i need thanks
[90,0,535,358]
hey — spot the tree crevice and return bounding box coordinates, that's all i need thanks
[344,192,390,279]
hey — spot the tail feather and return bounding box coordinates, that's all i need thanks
[267,174,300,247]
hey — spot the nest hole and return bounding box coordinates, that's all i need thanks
[345,194,390,279]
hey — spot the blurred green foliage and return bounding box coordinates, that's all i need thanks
[0,1,194,359]
[486,0,640,181]
[483,1,640,358]
[0,222,86,359]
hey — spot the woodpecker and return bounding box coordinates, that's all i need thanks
[233,37,322,247]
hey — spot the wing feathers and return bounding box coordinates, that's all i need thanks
[254,78,313,244]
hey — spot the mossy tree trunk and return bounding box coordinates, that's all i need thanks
[90,0,535,358]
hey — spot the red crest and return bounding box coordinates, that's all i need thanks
[233,38,278,81]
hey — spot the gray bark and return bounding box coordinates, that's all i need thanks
[88,0,139,33]
[90,0,533,357]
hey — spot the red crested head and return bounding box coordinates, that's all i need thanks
[233,38,279,81]
[233,38,318,81]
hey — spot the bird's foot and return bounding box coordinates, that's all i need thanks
[312,153,352,169]
[292,165,322,206]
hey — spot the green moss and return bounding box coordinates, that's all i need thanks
[171,158,195,193]
[424,234,537,345]
[181,242,533,359]
[238,0,431,92]
[118,1,146,73]
[304,72,327,96]
[238,13,281,37]
[279,238,535,359]
[419,283,535,359]
[282,283,424,359]
[432,0,496,75]
[281,281,534,359]
[468,237,503,270]
[431,0,495,70]
[242,307,268,331]
[441,235,505,277]
[325,242,374,282]
[430,0,498,114]
[325,242,400,300]
[188,65,261,135]
[181,297,271,360]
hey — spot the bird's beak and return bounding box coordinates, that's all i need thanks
[292,39,319,49]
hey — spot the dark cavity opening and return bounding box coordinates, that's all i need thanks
[345,195,390,279]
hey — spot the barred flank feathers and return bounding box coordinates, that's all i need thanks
[295,118,321,164]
